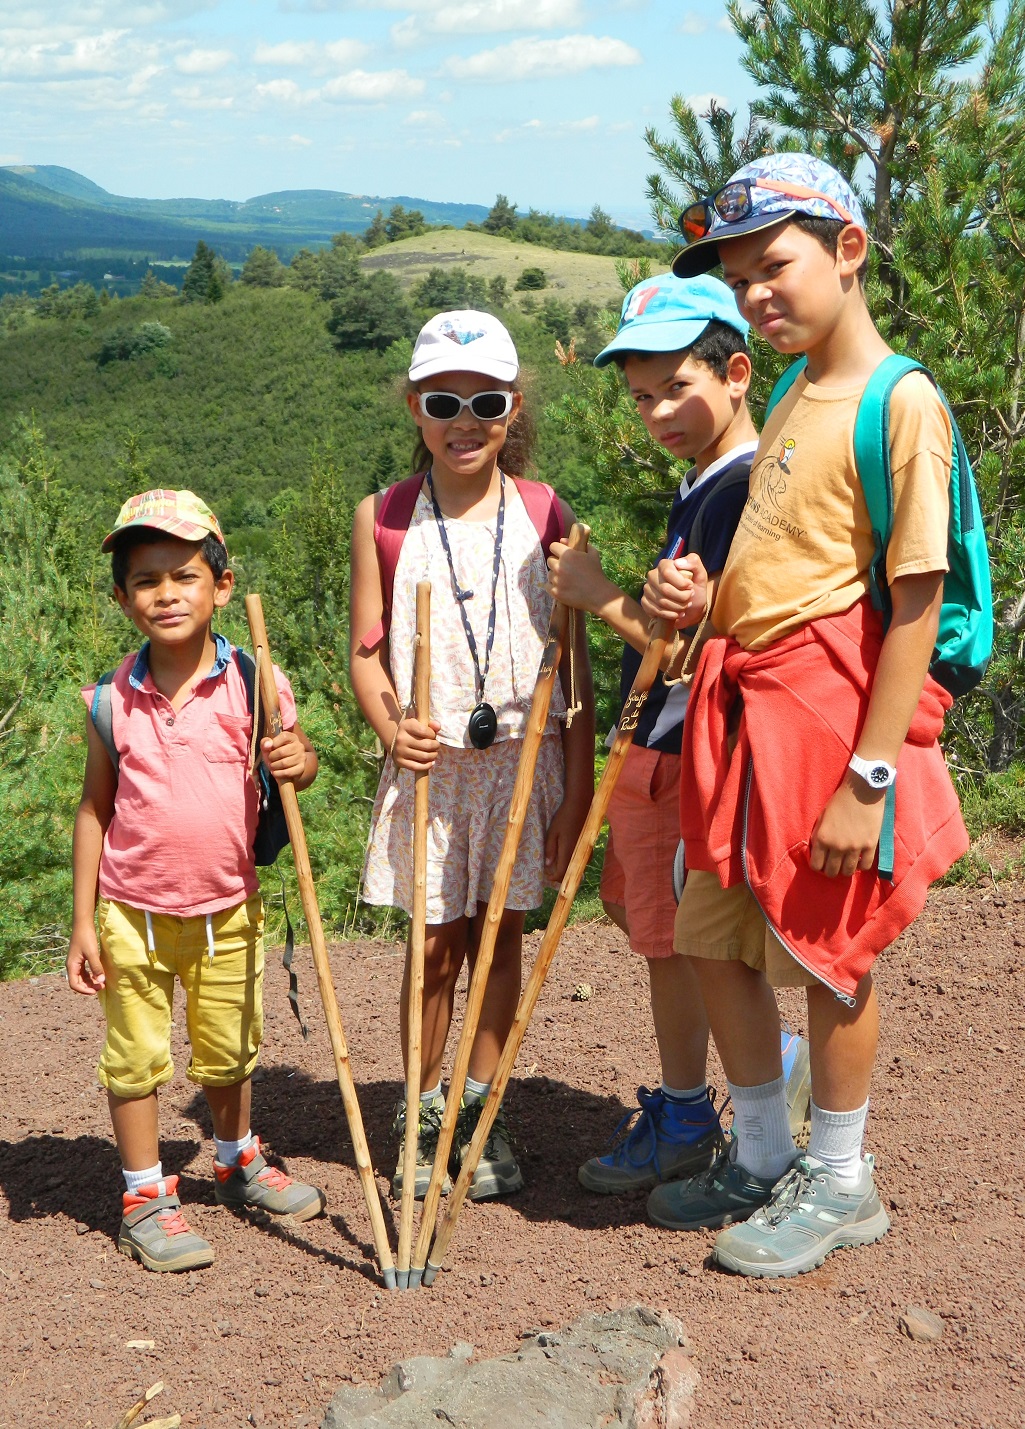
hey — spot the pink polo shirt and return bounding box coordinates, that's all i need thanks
[82,635,298,917]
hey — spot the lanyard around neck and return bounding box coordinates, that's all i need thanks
[425,469,506,704]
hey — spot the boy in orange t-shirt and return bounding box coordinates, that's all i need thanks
[68,489,324,1272]
[643,155,967,1276]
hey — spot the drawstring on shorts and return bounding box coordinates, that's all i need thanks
[205,913,215,964]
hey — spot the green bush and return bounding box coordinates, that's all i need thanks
[515,267,548,291]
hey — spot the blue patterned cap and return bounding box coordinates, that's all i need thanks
[673,153,866,278]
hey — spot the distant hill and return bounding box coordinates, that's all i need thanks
[0,164,492,263]
[364,228,666,308]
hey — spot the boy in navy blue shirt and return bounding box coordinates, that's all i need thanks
[548,274,809,1197]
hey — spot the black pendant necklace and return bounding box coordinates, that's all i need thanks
[426,468,505,750]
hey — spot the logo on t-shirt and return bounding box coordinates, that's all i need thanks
[738,434,807,544]
[778,436,796,471]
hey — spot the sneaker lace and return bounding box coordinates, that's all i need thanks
[603,1086,666,1173]
[756,1158,812,1226]
[418,1101,444,1159]
[155,1205,193,1237]
[256,1162,293,1192]
[455,1097,509,1161]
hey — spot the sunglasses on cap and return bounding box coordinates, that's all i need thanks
[418,390,514,422]
[678,177,855,242]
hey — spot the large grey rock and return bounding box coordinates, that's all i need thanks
[321,1305,698,1429]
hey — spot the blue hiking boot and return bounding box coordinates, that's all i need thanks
[578,1086,724,1195]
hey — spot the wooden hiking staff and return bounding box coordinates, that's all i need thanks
[397,581,431,1289]
[422,616,673,1286]
[245,594,397,1291]
[409,523,590,1289]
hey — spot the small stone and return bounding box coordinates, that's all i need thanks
[75,1221,89,1235]
[254,1285,271,1297]
[449,1342,474,1363]
[89,1279,104,1290]
[899,1306,944,1343]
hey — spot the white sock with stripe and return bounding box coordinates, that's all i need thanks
[808,1099,869,1186]
[727,1075,795,1181]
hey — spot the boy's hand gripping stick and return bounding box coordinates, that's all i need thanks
[410,523,591,1289]
[245,594,397,1291]
[397,581,431,1289]
[422,613,672,1286]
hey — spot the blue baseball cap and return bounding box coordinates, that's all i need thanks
[593,272,748,368]
[672,153,867,278]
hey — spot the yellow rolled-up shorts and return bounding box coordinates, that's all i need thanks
[674,869,817,988]
[96,894,265,1098]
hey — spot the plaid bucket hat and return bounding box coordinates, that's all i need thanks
[102,489,225,552]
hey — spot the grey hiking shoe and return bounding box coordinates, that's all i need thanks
[646,1136,779,1231]
[713,1153,890,1278]
[578,1086,724,1195]
[391,1091,451,1200]
[118,1175,214,1273]
[213,1137,325,1221]
[456,1091,524,1200]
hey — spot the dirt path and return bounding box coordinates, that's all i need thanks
[2,881,1024,1428]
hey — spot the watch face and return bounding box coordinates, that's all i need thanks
[868,764,890,786]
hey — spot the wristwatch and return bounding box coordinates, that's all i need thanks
[848,753,897,789]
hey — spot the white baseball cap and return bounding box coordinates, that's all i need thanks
[408,310,519,384]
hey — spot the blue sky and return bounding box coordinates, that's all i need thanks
[0,2,758,227]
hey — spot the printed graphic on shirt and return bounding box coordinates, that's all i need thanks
[738,437,807,543]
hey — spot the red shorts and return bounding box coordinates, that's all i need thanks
[599,744,681,959]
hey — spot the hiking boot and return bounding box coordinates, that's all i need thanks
[781,1028,812,1147]
[118,1175,214,1273]
[578,1086,724,1195]
[456,1091,524,1200]
[713,1153,890,1278]
[391,1091,450,1200]
[213,1138,325,1221]
[646,1135,779,1231]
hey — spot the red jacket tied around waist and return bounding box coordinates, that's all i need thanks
[679,598,969,998]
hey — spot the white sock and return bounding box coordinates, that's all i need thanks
[662,1081,708,1103]
[808,1099,869,1185]
[464,1075,491,1099]
[414,1082,442,1105]
[123,1161,163,1195]
[213,1130,254,1167]
[727,1075,796,1180]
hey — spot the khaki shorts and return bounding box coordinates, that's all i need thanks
[96,894,265,1098]
[674,869,817,988]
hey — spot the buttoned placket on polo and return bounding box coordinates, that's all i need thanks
[127,633,234,964]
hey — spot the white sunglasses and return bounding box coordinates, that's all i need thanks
[418,390,514,422]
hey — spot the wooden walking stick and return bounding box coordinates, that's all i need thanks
[397,581,431,1289]
[422,616,675,1286]
[409,523,590,1288]
[245,594,397,1291]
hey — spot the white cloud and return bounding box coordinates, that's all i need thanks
[686,91,731,114]
[403,108,447,128]
[253,37,368,68]
[321,68,424,101]
[173,83,234,109]
[454,34,642,82]
[175,48,233,74]
[716,14,735,30]
[679,11,707,35]
[254,77,314,104]
[290,132,313,145]
[494,113,603,142]
[392,0,582,45]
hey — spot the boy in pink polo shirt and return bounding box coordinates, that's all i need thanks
[68,489,324,1273]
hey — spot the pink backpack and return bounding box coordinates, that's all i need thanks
[358,470,565,650]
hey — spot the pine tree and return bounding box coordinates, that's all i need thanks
[182,240,224,304]
[483,195,518,235]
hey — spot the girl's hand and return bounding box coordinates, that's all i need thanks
[641,554,708,628]
[544,801,583,885]
[261,731,308,784]
[546,543,617,615]
[809,775,886,878]
[392,716,441,772]
[67,926,105,996]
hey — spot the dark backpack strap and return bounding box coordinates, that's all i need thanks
[687,465,751,559]
[764,358,808,419]
[512,476,565,555]
[89,672,119,774]
[362,472,427,651]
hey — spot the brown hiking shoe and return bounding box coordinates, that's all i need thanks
[213,1138,325,1221]
[118,1175,214,1273]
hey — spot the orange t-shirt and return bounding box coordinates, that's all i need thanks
[714,369,952,650]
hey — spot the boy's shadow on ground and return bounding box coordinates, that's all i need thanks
[184,1064,657,1234]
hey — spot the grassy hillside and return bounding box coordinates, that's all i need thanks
[364,228,666,307]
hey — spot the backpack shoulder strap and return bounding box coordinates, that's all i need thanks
[233,647,265,770]
[853,354,930,614]
[764,358,808,419]
[89,672,119,774]
[512,476,565,554]
[687,464,751,559]
[361,472,426,651]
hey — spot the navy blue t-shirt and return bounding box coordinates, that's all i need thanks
[618,445,754,753]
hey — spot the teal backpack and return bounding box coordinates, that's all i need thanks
[766,353,993,698]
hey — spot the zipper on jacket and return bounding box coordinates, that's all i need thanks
[740,757,858,1008]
